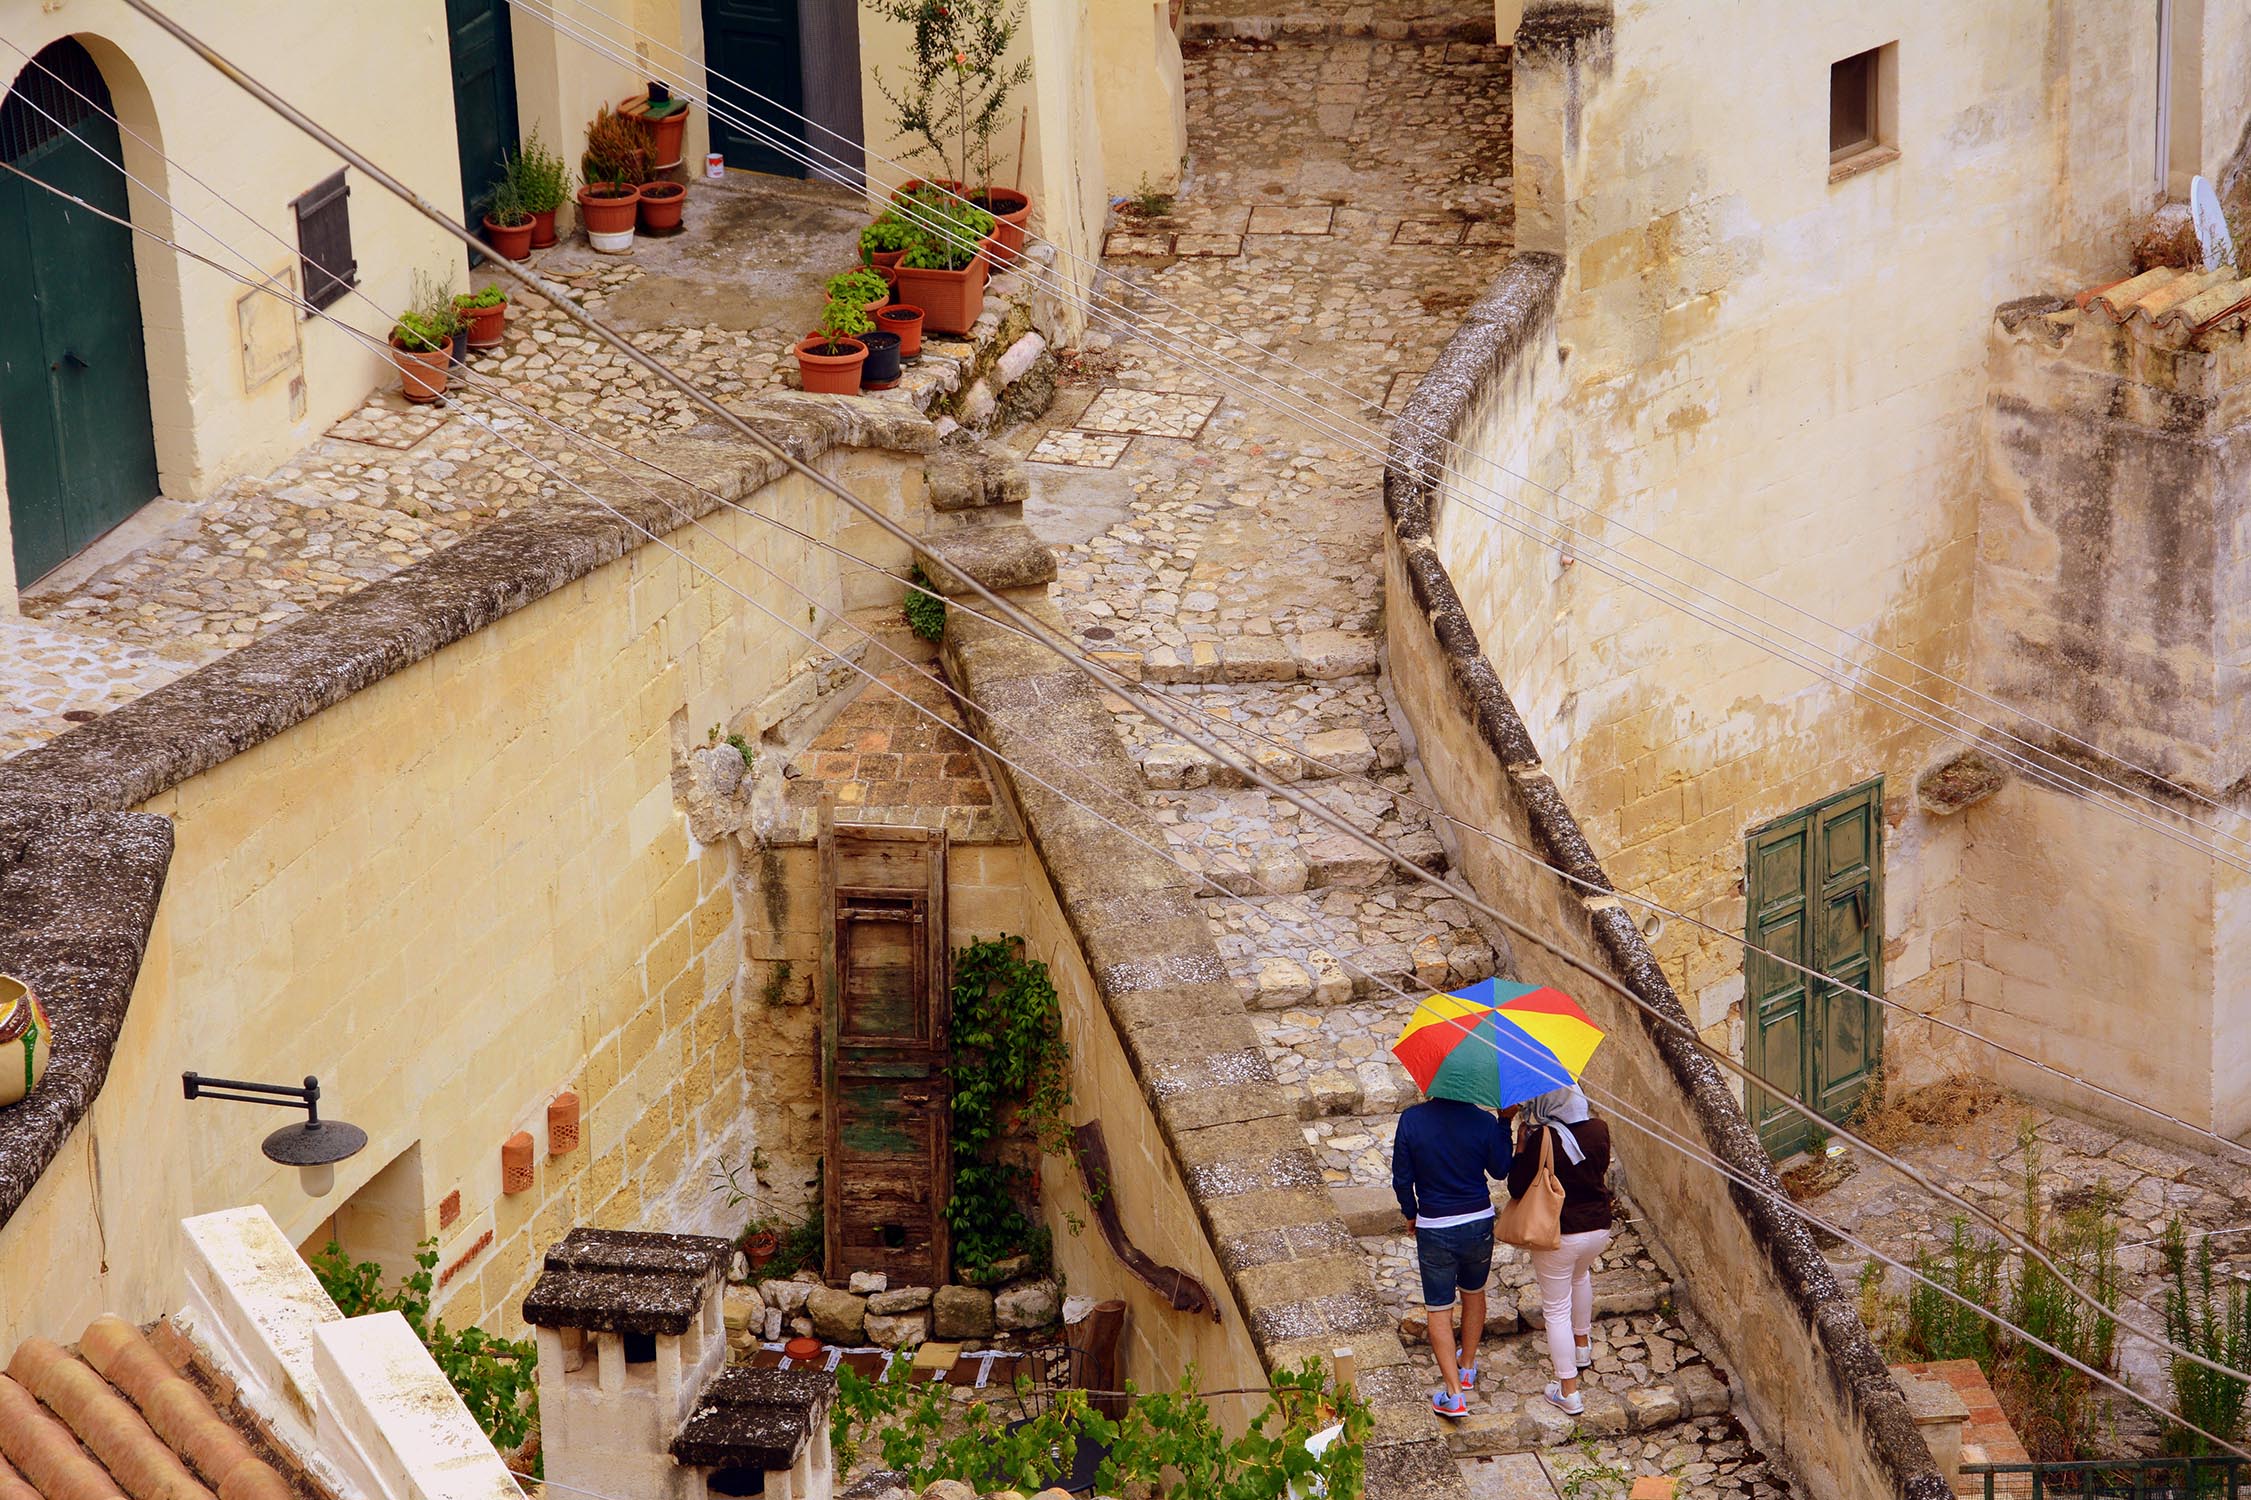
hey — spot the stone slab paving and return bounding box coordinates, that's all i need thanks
[1120,676,1407,787]
[1147,772,1448,895]
[1210,882,1501,1007]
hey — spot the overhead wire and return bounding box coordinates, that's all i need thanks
[517,0,2251,859]
[82,0,2251,1392]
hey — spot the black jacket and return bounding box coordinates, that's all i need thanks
[1506,1117,1614,1235]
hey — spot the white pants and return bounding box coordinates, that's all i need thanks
[1528,1228,1612,1380]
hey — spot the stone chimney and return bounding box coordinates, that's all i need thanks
[523,1228,836,1500]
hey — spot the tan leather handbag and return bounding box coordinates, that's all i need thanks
[1497,1123,1565,1251]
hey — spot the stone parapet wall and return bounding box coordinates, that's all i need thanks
[0,395,938,1349]
[1384,253,1947,1500]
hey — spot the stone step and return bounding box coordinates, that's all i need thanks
[1150,776,1448,897]
[1181,13,1497,44]
[1122,677,1406,790]
[1141,627,1377,686]
[1210,882,1501,1009]
[925,443,1029,532]
[1436,1364,1732,1457]
[913,522,1057,598]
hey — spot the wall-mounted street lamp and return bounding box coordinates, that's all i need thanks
[182,1073,367,1197]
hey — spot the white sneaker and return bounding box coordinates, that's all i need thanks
[1544,1381,1584,1415]
[1575,1342,1593,1371]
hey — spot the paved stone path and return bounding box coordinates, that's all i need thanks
[1018,18,1791,1495]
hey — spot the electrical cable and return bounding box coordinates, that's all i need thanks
[62,3,2251,1390]
[517,0,2251,853]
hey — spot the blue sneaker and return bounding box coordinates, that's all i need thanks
[1432,1389,1468,1418]
[1459,1364,1479,1390]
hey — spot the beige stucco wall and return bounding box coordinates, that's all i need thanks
[1090,0,1186,198]
[0,453,932,1350]
[1440,0,2180,1098]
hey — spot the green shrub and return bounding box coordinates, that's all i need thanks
[861,215,918,260]
[826,267,891,307]
[581,104,653,188]
[943,936,1069,1276]
[484,177,529,228]
[901,191,996,271]
[903,562,947,641]
[1903,1219,2004,1366]
[393,271,462,352]
[505,129,570,214]
[2162,1216,2251,1454]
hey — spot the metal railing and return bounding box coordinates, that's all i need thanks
[1964,1457,2248,1500]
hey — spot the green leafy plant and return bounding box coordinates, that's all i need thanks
[457,285,508,311]
[1903,1219,2004,1366]
[1555,1439,1634,1500]
[484,176,530,228]
[1122,174,1175,219]
[833,1357,1366,1499]
[2160,1217,2250,1454]
[814,292,874,355]
[900,190,996,271]
[864,0,1033,195]
[862,215,918,261]
[582,103,653,189]
[827,267,892,308]
[308,1240,539,1459]
[393,271,463,353]
[903,561,947,641]
[505,128,570,214]
[943,936,1070,1275]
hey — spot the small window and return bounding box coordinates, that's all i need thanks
[1828,44,1898,180]
[292,169,356,313]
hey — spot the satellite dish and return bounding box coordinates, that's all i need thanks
[2190,176,2236,272]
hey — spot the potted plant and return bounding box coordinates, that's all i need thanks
[506,129,569,248]
[741,1221,780,1271]
[391,273,459,403]
[795,291,871,395]
[893,195,994,335]
[578,105,651,253]
[620,85,694,173]
[454,284,508,350]
[876,302,924,360]
[867,0,1035,263]
[826,267,890,319]
[638,178,687,234]
[481,177,534,260]
[861,327,903,389]
[860,214,916,275]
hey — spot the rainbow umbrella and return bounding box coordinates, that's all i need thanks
[1390,978,1606,1108]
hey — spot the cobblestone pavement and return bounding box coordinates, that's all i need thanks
[0,177,1032,761]
[1018,18,1792,1491]
[1798,1091,2251,1455]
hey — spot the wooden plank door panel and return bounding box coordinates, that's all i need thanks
[1745,820,1813,1157]
[701,0,807,178]
[447,0,520,227]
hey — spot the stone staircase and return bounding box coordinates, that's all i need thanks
[911,438,1058,606]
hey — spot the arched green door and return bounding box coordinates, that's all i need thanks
[0,40,159,586]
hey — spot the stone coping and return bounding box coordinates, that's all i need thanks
[940,609,1468,1500]
[1381,252,1947,1500]
[0,391,939,1239]
[672,1366,836,1471]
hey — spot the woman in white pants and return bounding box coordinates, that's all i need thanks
[1505,1086,1614,1414]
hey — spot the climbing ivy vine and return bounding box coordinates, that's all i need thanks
[944,935,1071,1275]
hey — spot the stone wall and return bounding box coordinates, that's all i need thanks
[1386,252,1947,1500]
[0,401,937,1349]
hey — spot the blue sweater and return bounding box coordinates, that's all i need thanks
[1392,1100,1514,1220]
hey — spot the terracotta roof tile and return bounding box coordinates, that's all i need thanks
[0,1372,121,1500]
[8,1337,211,1500]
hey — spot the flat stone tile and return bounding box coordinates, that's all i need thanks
[1174,232,1247,257]
[1249,205,1338,235]
[1105,230,1175,256]
[1075,387,1224,439]
[1393,217,1468,245]
[1028,429,1132,468]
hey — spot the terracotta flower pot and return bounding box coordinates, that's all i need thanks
[865,247,907,276]
[859,284,890,319]
[637,180,686,234]
[877,303,924,359]
[577,184,639,253]
[861,329,903,390]
[783,1336,823,1361]
[529,207,558,249]
[622,95,693,171]
[892,177,966,203]
[744,1230,779,1270]
[481,213,533,261]
[973,187,1032,266]
[894,255,988,336]
[454,294,508,350]
[0,975,51,1109]
[391,334,452,403]
[794,335,867,395]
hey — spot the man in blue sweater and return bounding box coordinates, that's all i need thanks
[1392,1096,1514,1417]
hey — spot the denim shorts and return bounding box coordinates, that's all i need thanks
[1415,1217,1496,1308]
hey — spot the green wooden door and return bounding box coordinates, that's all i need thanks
[447,0,520,226]
[702,0,808,178]
[1745,779,1884,1156]
[1,40,160,585]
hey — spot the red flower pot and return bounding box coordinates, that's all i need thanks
[622,96,693,171]
[454,295,508,350]
[866,247,907,276]
[578,184,639,251]
[892,177,966,203]
[482,214,533,261]
[894,255,989,336]
[877,303,924,359]
[744,1230,779,1270]
[794,335,867,395]
[637,180,687,234]
[973,188,1032,266]
[529,207,558,248]
[783,1336,822,1361]
[391,334,452,403]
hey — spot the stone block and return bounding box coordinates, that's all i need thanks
[1678,1362,1730,1417]
[931,1284,996,1341]
[960,1253,1033,1287]
[762,1278,817,1315]
[1293,629,1377,679]
[925,448,985,511]
[1575,1391,1628,1437]
[848,1270,889,1295]
[1300,726,1377,774]
[865,1310,929,1349]
[1444,1409,1537,1455]
[1525,1397,1578,1446]
[994,1278,1060,1331]
[867,1285,932,1315]
[806,1287,868,1344]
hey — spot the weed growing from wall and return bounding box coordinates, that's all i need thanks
[945,935,1070,1275]
[904,563,947,642]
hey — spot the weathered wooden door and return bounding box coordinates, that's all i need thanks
[821,816,950,1286]
[700,0,808,178]
[1745,779,1884,1157]
[447,0,520,227]
[0,40,160,585]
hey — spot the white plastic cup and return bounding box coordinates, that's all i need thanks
[705,152,725,180]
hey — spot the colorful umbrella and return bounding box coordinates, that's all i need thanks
[1390,977,1606,1109]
